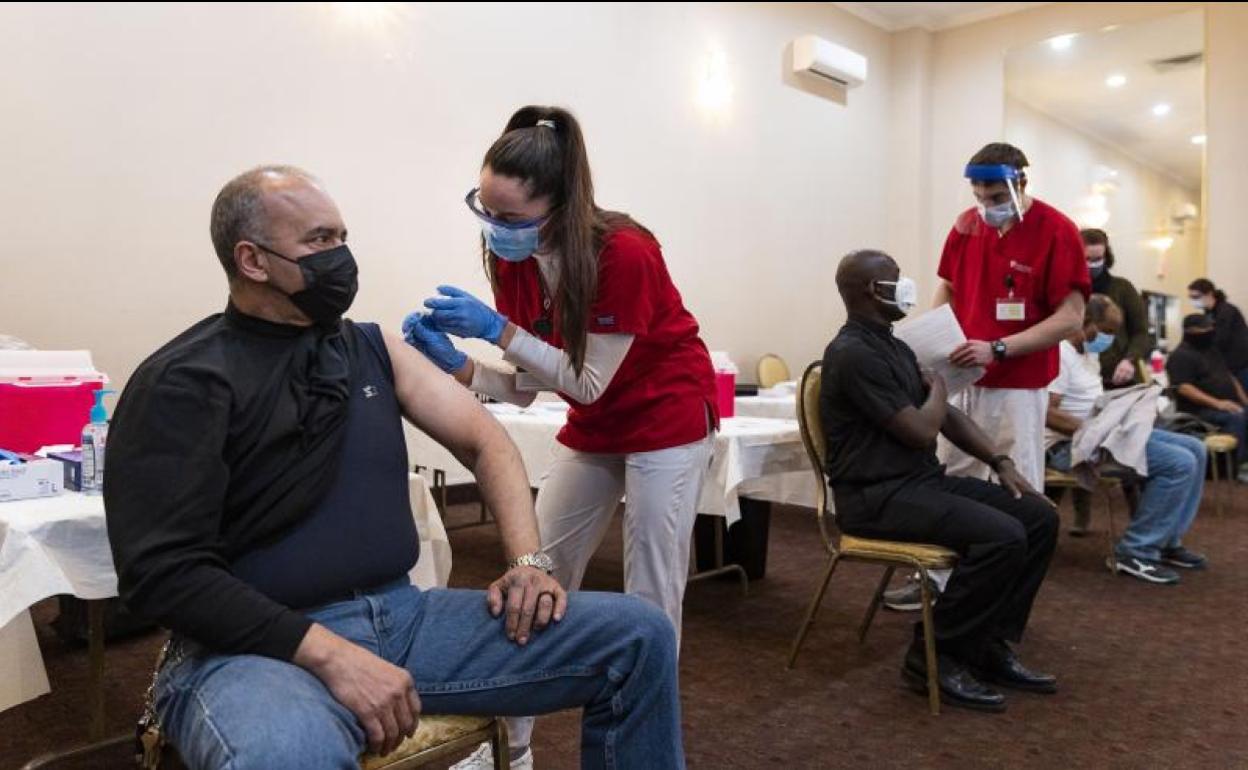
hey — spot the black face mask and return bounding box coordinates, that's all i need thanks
[1185,331,1215,351]
[257,243,359,326]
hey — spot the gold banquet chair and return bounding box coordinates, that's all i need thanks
[756,353,791,389]
[21,643,509,770]
[786,362,957,715]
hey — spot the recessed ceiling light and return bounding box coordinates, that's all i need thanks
[1152,103,1171,117]
[1191,134,1207,145]
[1101,25,1120,33]
[1048,34,1076,51]
[1105,74,1127,88]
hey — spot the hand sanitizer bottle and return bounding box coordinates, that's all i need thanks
[81,390,115,495]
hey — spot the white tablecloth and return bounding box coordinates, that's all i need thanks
[734,393,797,421]
[0,475,450,713]
[408,403,817,524]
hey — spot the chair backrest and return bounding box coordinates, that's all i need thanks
[795,361,835,550]
[757,354,791,389]
[796,362,827,472]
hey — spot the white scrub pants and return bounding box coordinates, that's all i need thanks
[929,386,1047,591]
[506,431,714,751]
[938,386,1048,490]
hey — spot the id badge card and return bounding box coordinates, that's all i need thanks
[996,296,1027,322]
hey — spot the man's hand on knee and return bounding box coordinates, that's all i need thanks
[996,458,1053,505]
[487,566,568,646]
[294,624,421,757]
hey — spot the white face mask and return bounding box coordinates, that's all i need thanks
[1190,296,1207,310]
[873,276,918,314]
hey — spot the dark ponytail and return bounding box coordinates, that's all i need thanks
[480,106,650,374]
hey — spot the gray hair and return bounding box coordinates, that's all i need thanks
[209,165,317,278]
[1086,293,1120,326]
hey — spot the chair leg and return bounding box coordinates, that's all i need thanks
[491,719,509,770]
[918,568,940,716]
[787,553,839,669]
[1102,488,1117,573]
[1212,451,1224,517]
[1221,452,1233,518]
[857,566,895,644]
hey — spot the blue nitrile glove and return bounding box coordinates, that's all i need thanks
[402,311,468,374]
[423,285,508,344]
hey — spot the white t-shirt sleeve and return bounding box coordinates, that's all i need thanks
[1048,342,1076,396]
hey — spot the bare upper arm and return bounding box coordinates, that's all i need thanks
[382,328,503,466]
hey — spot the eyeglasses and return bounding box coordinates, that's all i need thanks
[464,188,550,230]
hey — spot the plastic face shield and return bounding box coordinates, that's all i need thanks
[961,164,1025,232]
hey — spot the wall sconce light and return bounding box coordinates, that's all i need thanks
[697,49,733,114]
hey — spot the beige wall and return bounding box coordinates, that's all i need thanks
[0,2,893,390]
[3,2,1244,394]
[1004,97,1202,299]
[1205,2,1248,302]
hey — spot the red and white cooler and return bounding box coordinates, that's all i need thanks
[0,351,107,454]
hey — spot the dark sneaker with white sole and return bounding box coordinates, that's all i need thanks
[1160,546,1207,570]
[1113,555,1180,585]
[883,575,940,612]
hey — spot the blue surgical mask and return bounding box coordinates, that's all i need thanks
[1086,331,1114,354]
[464,187,549,263]
[1088,260,1106,278]
[483,223,541,262]
[978,200,1017,228]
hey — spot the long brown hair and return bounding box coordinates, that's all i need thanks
[481,105,650,373]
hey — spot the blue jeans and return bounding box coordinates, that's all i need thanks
[1048,429,1206,560]
[154,581,683,770]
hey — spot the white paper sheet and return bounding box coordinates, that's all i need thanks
[894,304,984,395]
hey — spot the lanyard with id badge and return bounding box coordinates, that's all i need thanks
[996,268,1028,322]
[516,272,556,392]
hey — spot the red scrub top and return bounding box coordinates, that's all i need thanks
[494,227,718,454]
[938,198,1090,389]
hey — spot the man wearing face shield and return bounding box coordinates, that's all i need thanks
[1167,313,1248,477]
[821,250,1060,712]
[935,144,1090,490]
[104,166,685,769]
[885,144,1088,613]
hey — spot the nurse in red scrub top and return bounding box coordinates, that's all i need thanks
[403,105,717,769]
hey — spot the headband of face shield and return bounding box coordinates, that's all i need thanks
[965,163,1025,228]
[464,187,551,262]
[873,276,918,314]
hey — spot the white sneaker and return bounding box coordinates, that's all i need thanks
[449,741,534,770]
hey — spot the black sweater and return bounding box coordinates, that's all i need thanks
[105,304,402,660]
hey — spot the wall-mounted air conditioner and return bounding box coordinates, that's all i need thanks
[791,34,867,88]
